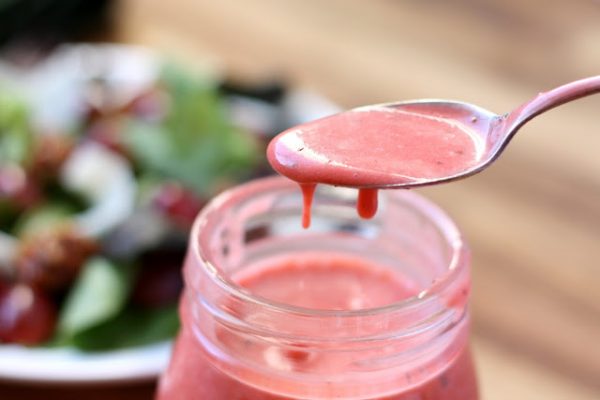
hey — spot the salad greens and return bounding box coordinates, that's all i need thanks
[54,256,179,352]
[125,65,259,196]
[0,88,32,164]
[56,257,136,340]
[68,305,179,351]
[1,61,266,351]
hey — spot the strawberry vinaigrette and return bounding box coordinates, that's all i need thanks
[157,177,478,399]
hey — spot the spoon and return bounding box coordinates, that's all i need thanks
[269,76,600,190]
[267,76,600,225]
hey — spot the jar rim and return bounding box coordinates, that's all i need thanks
[190,176,469,319]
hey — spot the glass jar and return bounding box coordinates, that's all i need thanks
[157,176,478,400]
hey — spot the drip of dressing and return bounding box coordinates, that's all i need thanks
[299,183,316,228]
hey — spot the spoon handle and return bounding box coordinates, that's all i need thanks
[505,75,600,134]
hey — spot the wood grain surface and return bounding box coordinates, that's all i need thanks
[2,1,598,399]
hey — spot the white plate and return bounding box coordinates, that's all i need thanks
[0,342,172,384]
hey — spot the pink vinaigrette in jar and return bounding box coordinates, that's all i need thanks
[157,177,478,399]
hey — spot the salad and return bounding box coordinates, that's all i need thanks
[0,58,272,351]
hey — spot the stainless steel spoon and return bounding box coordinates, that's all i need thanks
[380,75,600,188]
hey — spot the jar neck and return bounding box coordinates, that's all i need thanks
[184,177,471,398]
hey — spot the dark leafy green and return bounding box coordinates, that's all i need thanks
[68,305,179,351]
[124,64,258,196]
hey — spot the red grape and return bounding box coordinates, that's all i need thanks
[152,182,205,228]
[0,283,57,345]
[0,165,42,210]
[131,248,184,308]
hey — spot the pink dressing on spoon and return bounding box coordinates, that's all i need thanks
[267,106,484,226]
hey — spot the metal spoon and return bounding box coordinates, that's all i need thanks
[381,75,600,188]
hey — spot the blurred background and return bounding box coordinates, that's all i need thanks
[0,1,599,399]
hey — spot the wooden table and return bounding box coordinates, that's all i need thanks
[2,1,599,399]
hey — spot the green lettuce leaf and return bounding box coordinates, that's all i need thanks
[124,64,258,196]
[56,257,136,339]
[0,89,32,164]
